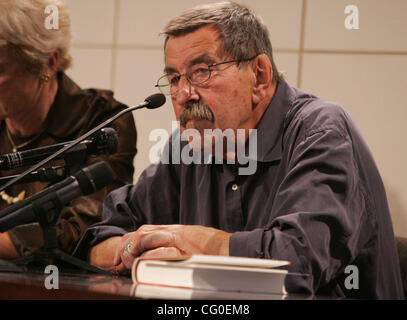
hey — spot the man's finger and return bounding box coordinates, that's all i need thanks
[137,229,177,253]
[113,232,136,266]
[111,262,129,275]
[120,239,138,269]
[139,247,185,259]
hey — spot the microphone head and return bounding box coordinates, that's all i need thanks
[102,128,119,154]
[144,93,166,109]
[74,161,114,195]
[93,128,119,155]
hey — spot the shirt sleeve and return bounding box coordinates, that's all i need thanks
[229,128,371,295]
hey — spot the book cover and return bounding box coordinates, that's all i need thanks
[132,255,290,295]
[131,283,287,300]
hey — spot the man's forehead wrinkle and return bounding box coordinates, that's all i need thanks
[165,54,216,75]
[165,29,223,73]
[189,53,216,66]
[164,53,214,75]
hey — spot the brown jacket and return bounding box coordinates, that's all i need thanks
[0,72,137,256]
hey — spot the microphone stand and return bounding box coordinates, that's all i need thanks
[11,192,111,275]
[0,137,110,274]
[0,94,164,274]
[4,148,112,275]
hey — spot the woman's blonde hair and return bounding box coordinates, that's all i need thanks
[0,0,72,73]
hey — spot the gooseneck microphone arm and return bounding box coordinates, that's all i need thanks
[0,93,165,192]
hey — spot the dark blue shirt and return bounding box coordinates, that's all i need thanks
[74,80,404,299]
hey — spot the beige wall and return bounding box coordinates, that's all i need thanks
[65,0,407,237]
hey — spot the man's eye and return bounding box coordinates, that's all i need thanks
[193,67,209,75]
[190,67,210,82]
[168,75,180,85]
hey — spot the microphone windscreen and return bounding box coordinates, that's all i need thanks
[98,128,119,155]
[75,161,114,195]
[145,93,166,109]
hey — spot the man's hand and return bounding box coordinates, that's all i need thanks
[113,225,231,272]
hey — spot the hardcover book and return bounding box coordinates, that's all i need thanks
[131,254,290,297]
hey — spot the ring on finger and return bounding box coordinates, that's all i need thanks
[123,240,134,254]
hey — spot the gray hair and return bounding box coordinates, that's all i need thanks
[0,0,72,73]
[161,1,281,83]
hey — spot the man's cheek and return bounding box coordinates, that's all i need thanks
[172,105,182,120]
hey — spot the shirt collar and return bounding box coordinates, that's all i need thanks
[251,80,295,163]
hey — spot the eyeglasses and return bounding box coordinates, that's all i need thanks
[155,56,257,96]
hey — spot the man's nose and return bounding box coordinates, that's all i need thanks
[175,76,199,105]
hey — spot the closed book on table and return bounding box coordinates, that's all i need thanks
[131,254,290,296]
[131,283,287,300]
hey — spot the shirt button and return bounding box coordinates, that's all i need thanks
[231,184,238,191]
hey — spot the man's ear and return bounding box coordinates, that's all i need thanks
[252,54,273,105]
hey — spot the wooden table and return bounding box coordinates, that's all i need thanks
[0,267,135,299]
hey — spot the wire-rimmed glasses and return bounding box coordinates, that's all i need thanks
[155,56,257,96]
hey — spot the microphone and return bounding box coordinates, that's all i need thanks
[0,128,118,171]
[0,161,114,232]
[145,93,166,109]
[0,93,165,192]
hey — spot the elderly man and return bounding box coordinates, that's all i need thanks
[0,0,137,259]
[75,2,403,299]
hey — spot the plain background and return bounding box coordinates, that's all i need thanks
[63,0,407,237]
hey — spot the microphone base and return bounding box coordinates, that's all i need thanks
[10,189,112,276]
[0,258,24,273]
[12,248,112,275]
[2,165,113,276]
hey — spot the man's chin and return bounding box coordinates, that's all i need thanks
[184,119,214,131]
[180,119,216,151]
